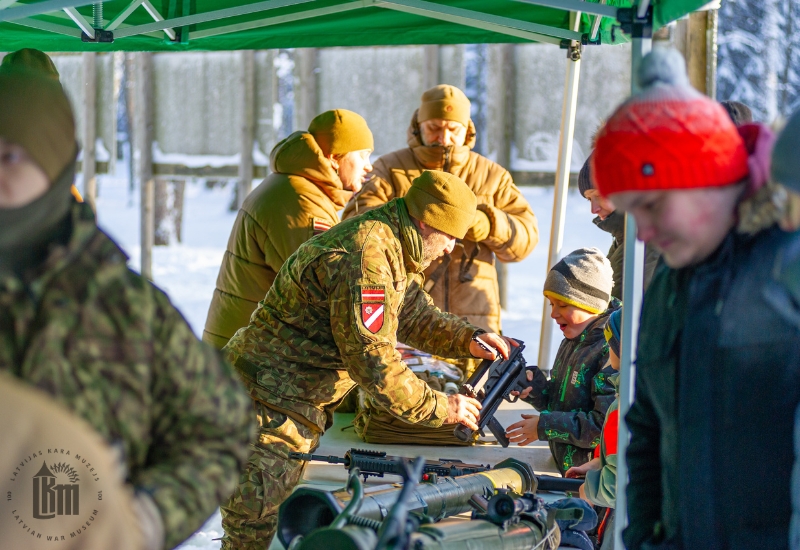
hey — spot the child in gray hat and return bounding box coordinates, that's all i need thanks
[507,247,619,475]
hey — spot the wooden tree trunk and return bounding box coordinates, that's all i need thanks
[154,178,186,246]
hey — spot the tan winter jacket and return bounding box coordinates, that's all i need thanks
[342,112,539,332]
[203,132,350,348]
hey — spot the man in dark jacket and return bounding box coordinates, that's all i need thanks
[592,48,800,550]
[771,109,800,550]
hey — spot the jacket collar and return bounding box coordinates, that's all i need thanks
[405,110,476,173]
[1,201,124,299]
[593,211,625,242]
[381,199,426,275]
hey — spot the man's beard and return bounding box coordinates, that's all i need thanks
[420,233,444,269]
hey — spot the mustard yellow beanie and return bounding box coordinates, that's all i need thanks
[308,109,374,157]
[418,85,471,127]
[404,170,477,239]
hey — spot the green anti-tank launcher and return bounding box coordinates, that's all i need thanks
[282,458,574,550]
[278,457,583,548]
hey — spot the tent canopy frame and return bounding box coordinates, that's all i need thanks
[0,0,699,50]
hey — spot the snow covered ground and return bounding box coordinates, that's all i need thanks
[87,174,610,549]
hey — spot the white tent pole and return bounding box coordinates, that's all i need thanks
[614,11,651,549]
[537,11,582,371]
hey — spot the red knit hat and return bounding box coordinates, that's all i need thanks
[592,48,749,197]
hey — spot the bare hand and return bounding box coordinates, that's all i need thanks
[469,333,518,361]
[446,393,482,431]
[510,369,535,400]
[565,457,601,479]
[505,413,540,446]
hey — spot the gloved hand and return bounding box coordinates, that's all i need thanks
[463,208,491,242]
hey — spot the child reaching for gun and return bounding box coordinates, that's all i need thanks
[506,248,619,475]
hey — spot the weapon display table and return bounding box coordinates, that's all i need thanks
[303,408,559,487]
[267,401,566,549]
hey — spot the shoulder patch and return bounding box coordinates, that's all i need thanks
[359,284,386,334]
[312,217,332,236]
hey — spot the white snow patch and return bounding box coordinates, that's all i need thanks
[152,142,269,168]
[510,140,585,173]
[76,138,112,162]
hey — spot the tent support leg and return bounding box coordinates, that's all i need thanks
[537,11,582,372]
[134,52,155,280]
[614,5,652,548]
[238,49,255,209]
[82,51,97,211]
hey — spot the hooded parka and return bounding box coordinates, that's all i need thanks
[342,112,538,333]
[203,132,350,348]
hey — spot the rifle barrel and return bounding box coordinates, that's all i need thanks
[289,452,348,465]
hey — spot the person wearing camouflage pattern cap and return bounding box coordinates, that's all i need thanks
[220,169,518,549]
[0,68,255,549]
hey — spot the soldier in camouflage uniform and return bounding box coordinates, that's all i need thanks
[0,67,254,549]
[220,170,518,549]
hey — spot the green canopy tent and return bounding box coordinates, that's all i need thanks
[1,2,710,547]
[0,0,702,51]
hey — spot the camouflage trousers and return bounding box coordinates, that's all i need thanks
[221,402,320,550]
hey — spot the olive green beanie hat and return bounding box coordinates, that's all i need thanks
[418,85,471,127]
[404,170,477,239]
[308,109,374,157]
[1,49,60,79]
[0,68,76,183]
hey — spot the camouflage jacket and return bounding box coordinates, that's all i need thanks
[525,299,620,474]
[224,198,481,433]
[0,201,254,549]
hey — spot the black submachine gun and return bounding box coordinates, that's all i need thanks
[454,338,534,447]
[289,448,490,482]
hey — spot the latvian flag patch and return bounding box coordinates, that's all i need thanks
[312,218,332,235]
[360,286,386,334]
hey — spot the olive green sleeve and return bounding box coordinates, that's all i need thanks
[328,276,449,428]
[396,275,479,357]
[134,292,255,548]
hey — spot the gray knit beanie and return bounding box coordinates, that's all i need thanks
[772,107,800,192]
[543,247,613,314]
[578,153,593,197]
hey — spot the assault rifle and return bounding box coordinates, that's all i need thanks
[289,448,490,482]
[454,338,534,447]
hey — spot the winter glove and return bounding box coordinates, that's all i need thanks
[463,208,491,242]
